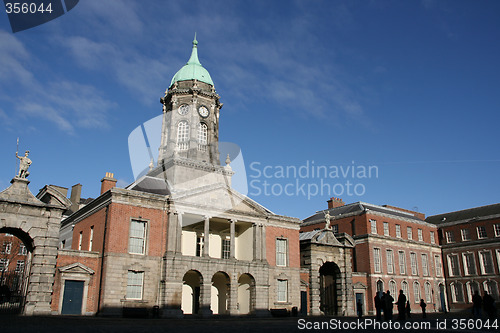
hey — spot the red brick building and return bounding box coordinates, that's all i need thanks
[302,198,446,315]
[426,203,500,312]
[0,233,29,293]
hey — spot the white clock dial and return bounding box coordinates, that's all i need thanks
[198,106,209,118]
[178,104,190,115]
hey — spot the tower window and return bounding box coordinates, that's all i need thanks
[177,121,190,151]
[197,123,208,151]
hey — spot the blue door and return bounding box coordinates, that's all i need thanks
[61,280,84,315]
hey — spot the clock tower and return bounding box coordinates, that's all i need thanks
[152,36,232,192]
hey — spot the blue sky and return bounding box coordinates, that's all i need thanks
[0,0,499,219]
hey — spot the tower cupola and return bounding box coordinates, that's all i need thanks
[169,35,214,88]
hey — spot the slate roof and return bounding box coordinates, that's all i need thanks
[126,176,170,196]
[302,201,424,226]
[426,203,500,225]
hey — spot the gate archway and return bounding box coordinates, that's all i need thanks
[319,262,341,315]
[0,177,70,315]
[0,228,33,314]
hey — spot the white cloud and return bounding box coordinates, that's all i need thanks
[0,31,115,133]
[0,30,34,86]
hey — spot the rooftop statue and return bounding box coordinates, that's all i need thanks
[16,150,32,178]
[324,211,331,230]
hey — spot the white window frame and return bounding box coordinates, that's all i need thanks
[461,229,471,241]
[18,243,27,255]
[389,280,397,298]
[421,254,429,276]
[494,224,500,237]
[196,234,204,257]
[424,282,432,303]
[0,259,9,272]
[128,219,147,255]
[395,224,401,238]
[410,252,418,275]
[479,251,494,275]
[407,227,413,240]
[197,122,208,151]
[276,238,288,267]
[418,229,423,242]
[398,251,406,275]
[435,255,442,277]
[451,282,464,303]
[477,226,487,239]
[430,231,435,244]
[383,222,389,236]
[15,260,24,273]
[386,249,394,274]
[277,279,288,303]
[221,237,230,259]
[483,280,499,300]
[413,281,421,303]
[176,121,190,151]
[445,231,455,243]
[374,248,381,273]
[89,226,94,251]
[126,270,144,300]
[466,281,480,302]
[370,219,377,234]
[462,252,477,275]
[448,254,460,276]
[78,232,82,251]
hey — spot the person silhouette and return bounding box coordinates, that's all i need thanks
[397,290,406,321]
[420,299,427,318]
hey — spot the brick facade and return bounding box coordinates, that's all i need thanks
[427,204,500,312]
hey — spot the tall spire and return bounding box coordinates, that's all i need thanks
[187,33,201,66]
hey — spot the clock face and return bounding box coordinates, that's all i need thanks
[178,104,190,115]
[198,105,209,118]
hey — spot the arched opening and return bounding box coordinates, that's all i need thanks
[376,280,384,293]
[319,262,340,315]
[0,227,34,314]
[181,270,202,315]
[439,283,447,312]
[237,273,255,315]
[211,271,229,314]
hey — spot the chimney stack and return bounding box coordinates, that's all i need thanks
[69,183,82,213]
[327,197,345,209]
[100,172,117,195]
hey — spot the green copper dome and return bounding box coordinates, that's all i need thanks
[170,36,214,87]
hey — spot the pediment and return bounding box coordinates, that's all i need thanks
[311,229,343,246]
[171,183,271,216]
[353,282,368,289]
[36,185,72,209]
[59,262,95,275]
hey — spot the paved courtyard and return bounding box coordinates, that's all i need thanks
[0,312,498,333]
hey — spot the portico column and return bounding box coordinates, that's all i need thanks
[176,212,183,254]
[230,219,236,259]
[166,210,178,254]
[253,224,261,261]
[261,224,267,262]
[203,215,210,257]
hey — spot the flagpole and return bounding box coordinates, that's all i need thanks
[16,137,19,176]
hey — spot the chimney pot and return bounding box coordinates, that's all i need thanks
[100,172,117,195]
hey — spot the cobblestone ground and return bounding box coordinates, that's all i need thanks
[0,313,498,333]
